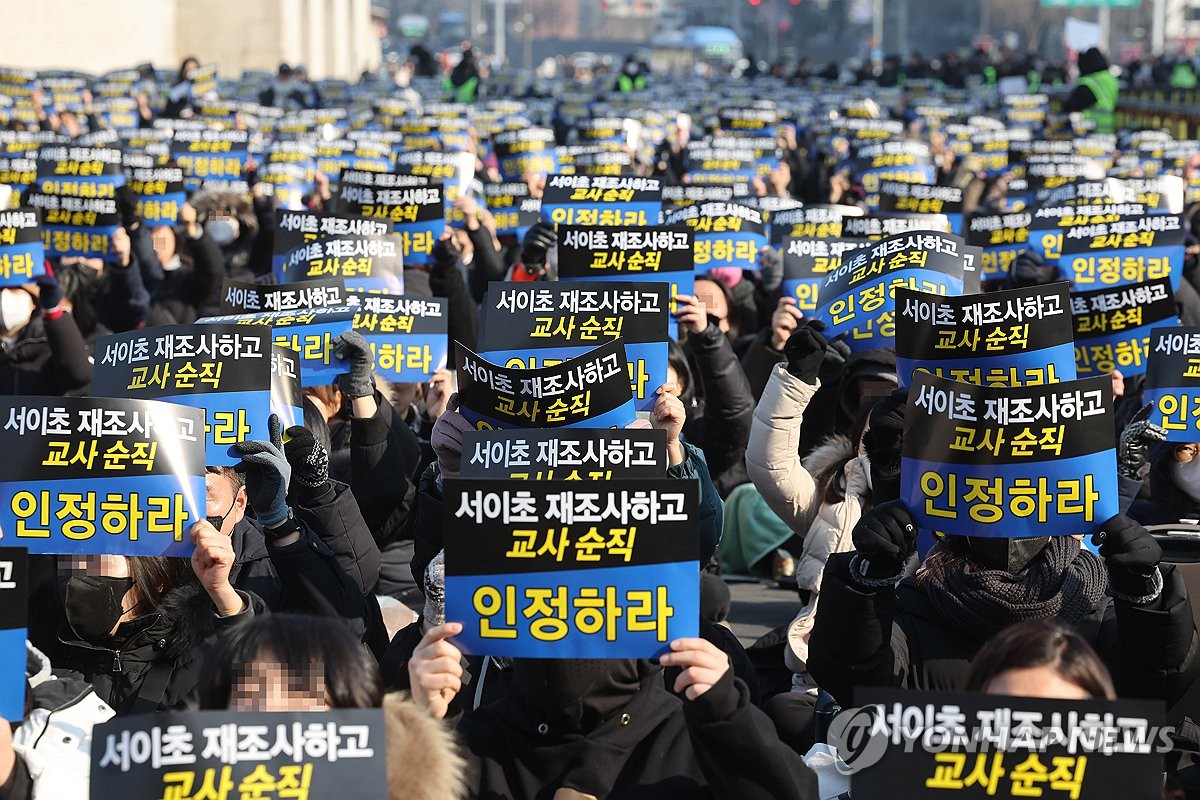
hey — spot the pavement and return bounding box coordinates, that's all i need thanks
[724,577,801,648]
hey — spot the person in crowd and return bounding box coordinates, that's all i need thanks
[1063,47,1119,134]
[808,504,1199,713]
[963,620,1116,700]
[0,273,92,396]
[445,48,481,104]
[145,200,224,324]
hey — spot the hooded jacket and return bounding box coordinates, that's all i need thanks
[54,580,263,715]
[146,228,226,325]
[188,189,274,282]
[682,322,756,497]
[0,311,92,397]
[455,664,820,800]
[798,348,896,458]
[383,693,467,800]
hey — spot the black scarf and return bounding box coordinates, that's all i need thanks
[917,536,1109,639]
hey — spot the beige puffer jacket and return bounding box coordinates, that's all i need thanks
[746,364,870,593]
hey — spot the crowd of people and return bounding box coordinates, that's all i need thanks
[4,36,1200,799]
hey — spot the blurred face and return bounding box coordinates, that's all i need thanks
[984,666,1093,700]
[151,226,176,264]
[692,281,730,333]
[229,656,328,712]
[205,471,247,534]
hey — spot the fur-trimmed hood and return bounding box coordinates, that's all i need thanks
[384,692,467,800]
[802,434,856,486]
[187,188,260,237]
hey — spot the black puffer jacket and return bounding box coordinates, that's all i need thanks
[0,312,92,396]
[683,322,755,496]
[809,550,1200,713]
[146,230,226,325]
[457,665,820,800]
[54,581,264,715]
[798,347,896,458]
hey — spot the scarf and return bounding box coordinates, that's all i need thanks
[916,536,1109,639]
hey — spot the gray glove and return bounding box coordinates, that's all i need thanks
[422,550,446,629]
[1118,403,1167,480]
[758,245,784,293]
[332,330,375,399]
[430,394,474,480]
[232,414,292,527]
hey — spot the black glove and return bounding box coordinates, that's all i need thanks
[851,499,918,580]
[782,319,828,385]
[332,330,375,399]
[31,274,61,311]
[282,425,330,493]
[115,185,140,229]
[818,337,850,386]
[520,221,557,272]
[1117,403,1167,480]
[231,414,292,528]
[431,237,456,268]
[1093,514,1163,602]
[863,390,907,503]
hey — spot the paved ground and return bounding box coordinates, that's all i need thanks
[725,577,801,648]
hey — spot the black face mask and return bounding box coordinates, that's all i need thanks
[63,575,133,642]
[963,536,1051,573]
[207,496,237,533]
[512,658,642,735]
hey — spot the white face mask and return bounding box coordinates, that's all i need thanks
[1172,458,1200,503]
[205,218,239,246]
[0,290,33,334]
[162,254,183,272]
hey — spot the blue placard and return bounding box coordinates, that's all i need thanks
[0,547,27,721]
[137,192,187,227]
[898,344,1078,390]
[1063,245,1184,293]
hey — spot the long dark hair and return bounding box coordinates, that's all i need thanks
[962,620,1116,699]
[128,556,192,611]
[198,613,383,709]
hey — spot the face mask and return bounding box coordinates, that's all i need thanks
[707,267,742,289]
[963,536,1051,573]
[1172,459,1200,503]
[512,658,642,735]
[162,254,183,272]
[857,453,874,491]
[63,575,133,641]
[207,495,238,533]
[205,218,239,246]
[0,290,33,333]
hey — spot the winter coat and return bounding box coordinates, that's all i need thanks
[798,348,896,458]
[54,581,263,715]
[748,365,871,590]
[146,230,226,325]
[456,666,820,800]
[382,693,467,800]
[683,322,756,497]
[0,312,92,396]
[808,551,1200,712]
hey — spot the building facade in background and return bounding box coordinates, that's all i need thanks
[3,0,380,78]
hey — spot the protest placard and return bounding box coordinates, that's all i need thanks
[902,370,1118,538]
[782,237,866,314]
[335,171,443,265]
[1071,279,1180,378]
[662,201,767,273]
[1143,327,1200,443]
[91,709,387,798]
[220,278,350,314]
[351,294,448,382]
[895,283,1076,388]
[197,307,355,388]
[814,231,967,349]
[0,207,45,285]
[540,174,661,227]
[850,688,1164,800]
[456,339,637,430]
[460,428,669,480]
[0,547,27,720]
[92,327,302,464]
[0,396,206,555]
[442,479,699,658]
[478,282,670,412]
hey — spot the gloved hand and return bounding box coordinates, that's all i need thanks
[282,425,329,493]
[430,394,475,480]
[863,390,907,503]
[431,237,457,267]
[332,330,375,399]
[231,414,292,527]
[422,550,446,630]
[758,245,784,293]
[1118,403,1167,480]
[818,337,850,386]
[782,319,828,385]
[520,221,557,273]
[115,185,140,229]
[1093,514,1163,602]
[31,274,61,311]
[851,500,918,580]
